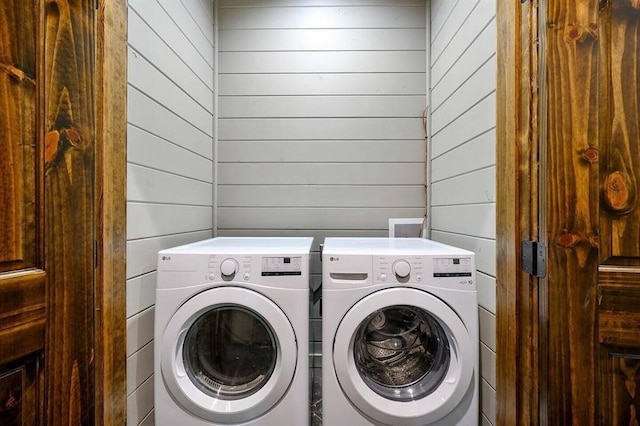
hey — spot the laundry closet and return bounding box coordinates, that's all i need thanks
[125,1,496,425]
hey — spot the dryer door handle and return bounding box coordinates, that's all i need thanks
[329,273,368,281]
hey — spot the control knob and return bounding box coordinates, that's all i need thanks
[393,260,411,279]
[220,259,238,278]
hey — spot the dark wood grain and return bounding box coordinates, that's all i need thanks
[0,0,38,272]
[496,1,542,424]
[94,0,127,424]
[43,0,96,423]
[544,0,600,423]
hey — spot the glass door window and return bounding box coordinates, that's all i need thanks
[353,305,450,401]
[183,306,277,400]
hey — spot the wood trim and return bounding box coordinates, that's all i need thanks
[95,0,127,424]
[496,1,540,424]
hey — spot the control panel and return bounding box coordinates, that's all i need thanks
[262,257,302,276]
[373,255,475,289]
[204,255,303,282]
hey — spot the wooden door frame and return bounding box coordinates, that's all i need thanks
[496,0,541,424]
[94,0,127,423]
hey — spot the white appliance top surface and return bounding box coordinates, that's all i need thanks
[323,237,474,256]
[161,237,313,255]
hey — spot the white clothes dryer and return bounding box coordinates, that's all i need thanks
[322,238,478,426]
[154,237,312,425]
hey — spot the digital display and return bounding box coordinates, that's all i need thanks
[433,257,473,277]
[262,256,302,276]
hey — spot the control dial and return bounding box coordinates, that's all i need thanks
[220,258,238,278]
[393,260,411,279]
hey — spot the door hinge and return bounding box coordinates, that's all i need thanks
[521,241,546,278]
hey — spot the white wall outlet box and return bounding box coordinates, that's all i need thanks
[388,218,426,238]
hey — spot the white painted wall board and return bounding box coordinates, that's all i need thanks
[126,307,154,357]
[126,375,154,426]
[219,51,426,74]
[481,342,496,389]
[218,229,388,250]
[481,379,497,425]
[217,185,424,207]
[430,204,496,239]
[126,231,212,279]
[129,0,213,78]
[218,140,425,163]
[126,272,157,318]
[181,0,215,45]
[127,164,213,206]
[127,125,213,183]
[431,56,496,124]
[430,93,496,157]
[217,163,425,185]
[430,231,496,277]
[431,129,495,181]
[128,87,212,160]
[218,6,426,29]
[218,207,424,230]
[218,73,426,96]
[482,414,493,426]
[430,0,478,65]
[218,118,423,140]
[127,204,213,240]
[477,271,496,313]
[432,43,496,112]
[158,0,214,60]
[127,341,154,395]
[431,2,495,87]
[430,167,495,206]
[429,0,458,44]
[219,28,427,51]
[218,96,426,118]
[219,0,425,6]
[127,12,213,109]
[479,307,496,351]
[128,49,213,135]
[139,410,154,426]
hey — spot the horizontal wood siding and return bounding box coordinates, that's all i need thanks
[126,0,214,424]
[428,0,497,424]
[217,0,427,353]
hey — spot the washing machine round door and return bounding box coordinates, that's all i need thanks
[333,288,474,426]
[160,286,297,423]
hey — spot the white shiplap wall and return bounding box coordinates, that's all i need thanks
[216,0,428,348]
[428,0,497,424]
[126,0,214,424]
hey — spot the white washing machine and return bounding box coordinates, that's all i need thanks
[154,237,313,425]
[322,238,478,426]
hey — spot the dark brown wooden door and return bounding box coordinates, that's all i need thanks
[1,1,98,424]
[497,0,640,424]
[544,0,640,424]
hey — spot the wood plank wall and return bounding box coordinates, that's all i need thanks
[428,0,497,424]
[125,0,215,424]
[216,0,428,357]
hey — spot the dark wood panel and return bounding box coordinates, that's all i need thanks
[545,0,600,424]
[43,0,96,423]
[0,1,39,272]
[599,351,640,426]
[94,0,127,423]
[0,272,45,365]
[600,1,640,259]
[0,357,41,426]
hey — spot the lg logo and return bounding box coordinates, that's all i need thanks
[162,256,171,261]
[329,256,340,261]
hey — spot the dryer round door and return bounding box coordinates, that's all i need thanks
[333,288,474,426]
[160,286,297,423]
